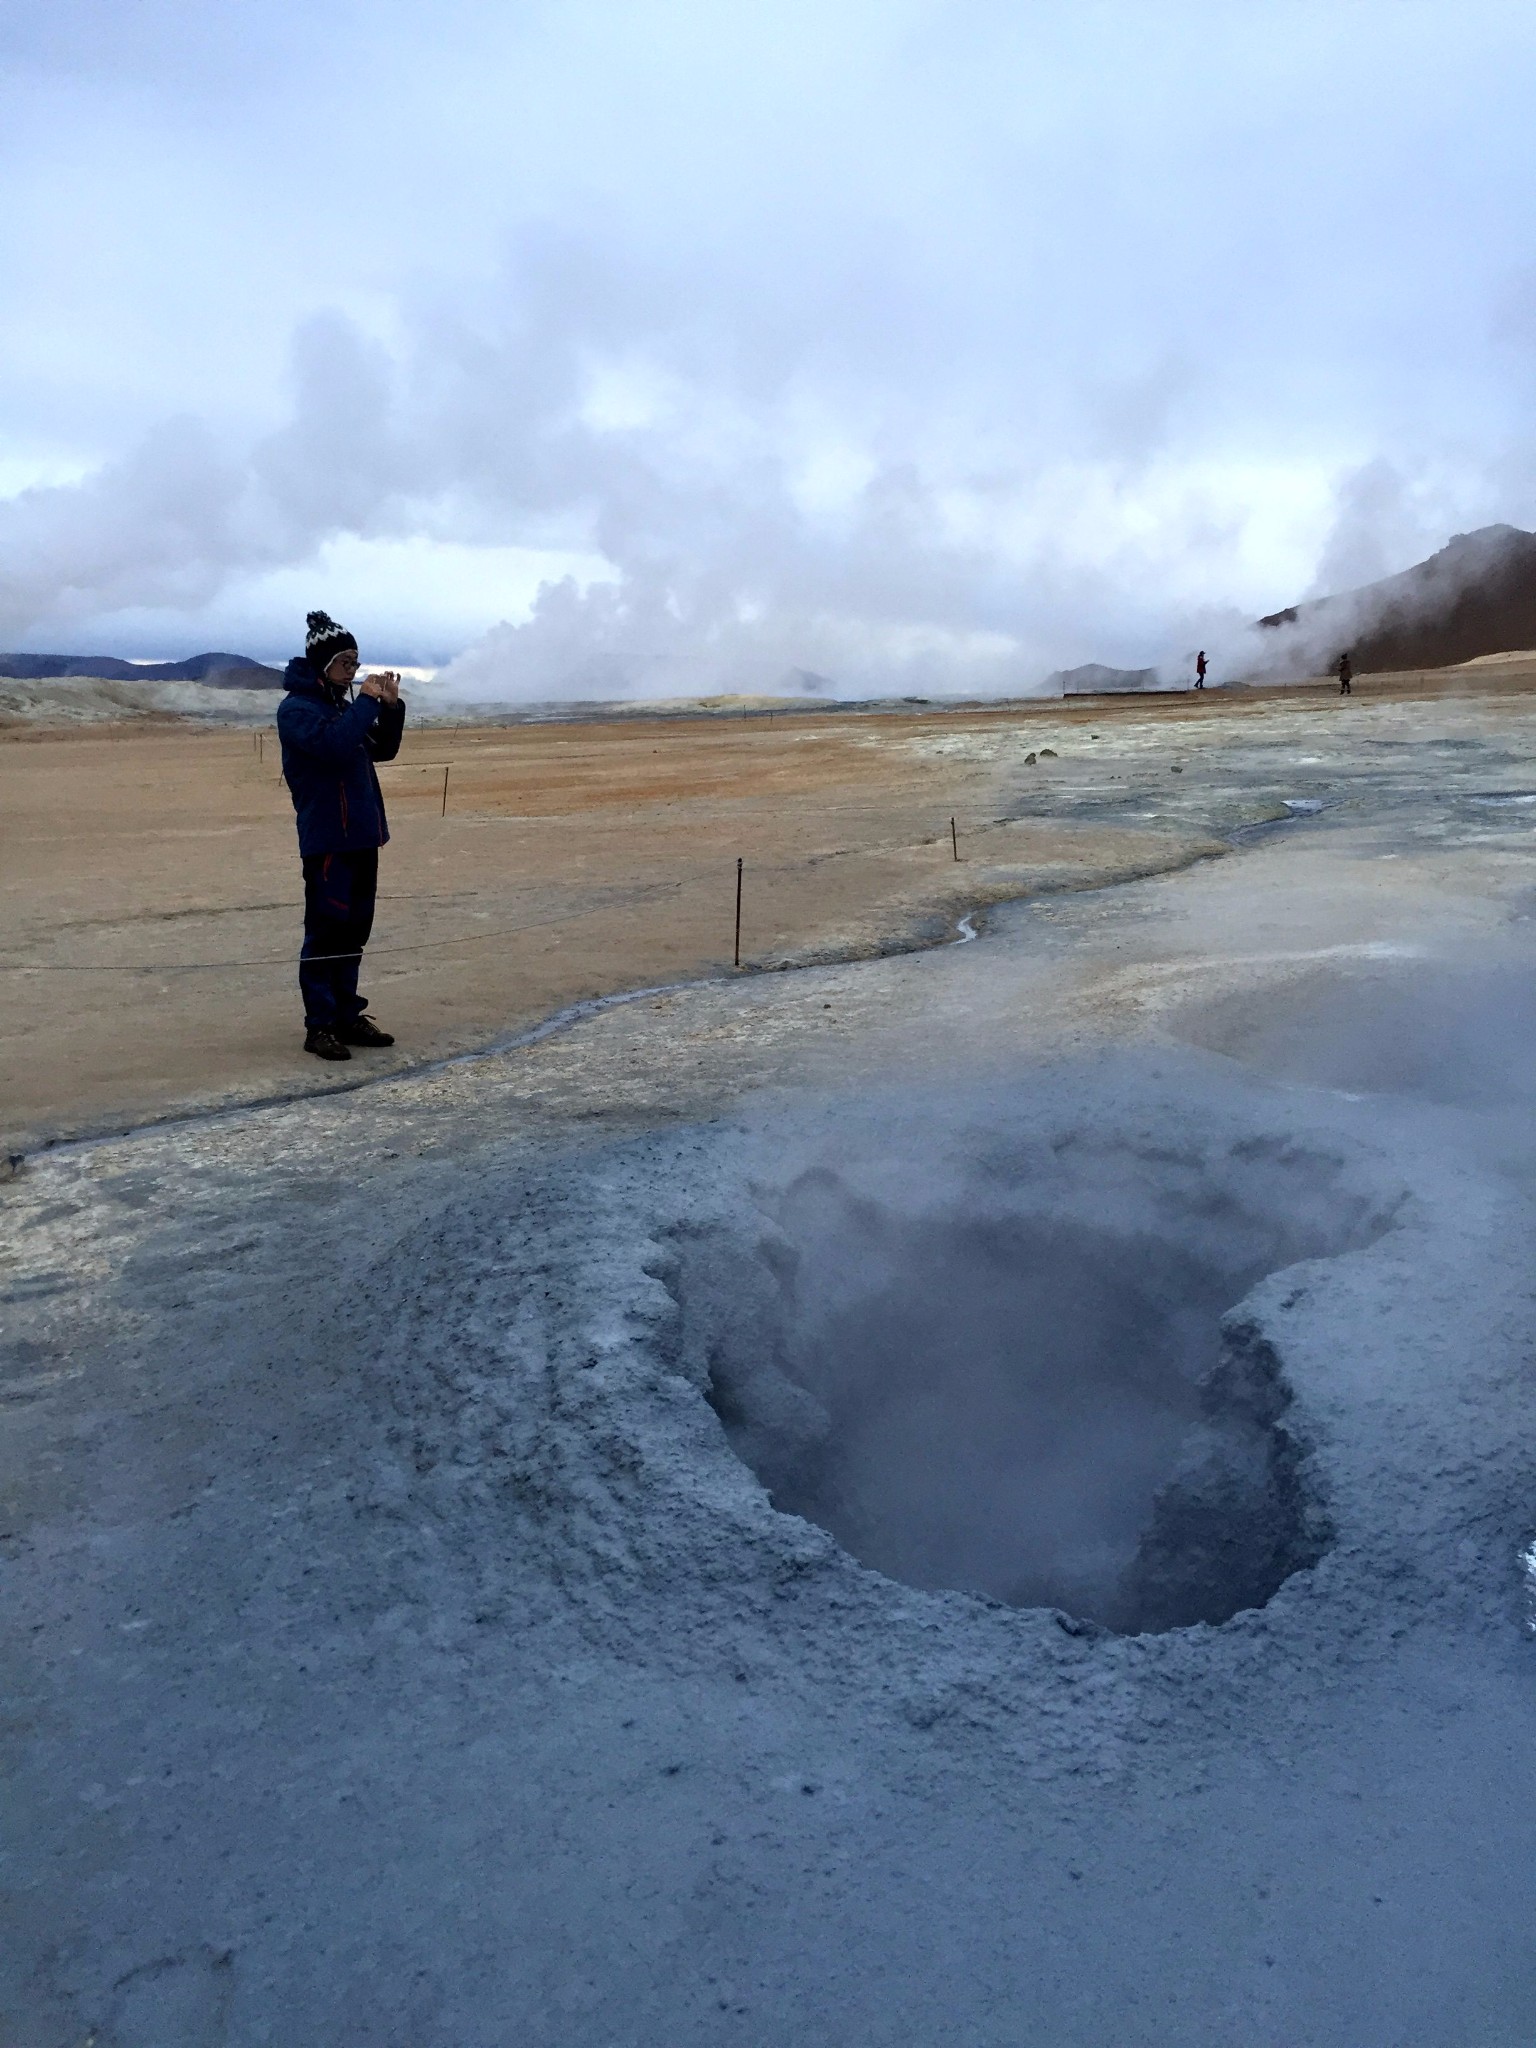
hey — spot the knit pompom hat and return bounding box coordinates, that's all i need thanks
[305,610,358,674]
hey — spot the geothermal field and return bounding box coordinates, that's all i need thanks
[4,666,1536,2042]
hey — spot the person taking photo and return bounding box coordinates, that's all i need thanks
[276,609,407,1061]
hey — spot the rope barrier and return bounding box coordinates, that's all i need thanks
[0,805,1029,976]
[0,877,699,973]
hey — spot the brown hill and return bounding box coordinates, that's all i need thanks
[1258,523,1536,673]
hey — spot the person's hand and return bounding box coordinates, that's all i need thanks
[359,671,400,703]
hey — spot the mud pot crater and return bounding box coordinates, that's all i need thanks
[660,1119,1392,1633]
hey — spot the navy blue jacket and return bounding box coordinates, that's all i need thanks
[276,657,406,857]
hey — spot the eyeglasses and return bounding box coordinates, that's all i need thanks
[330,654,360,671]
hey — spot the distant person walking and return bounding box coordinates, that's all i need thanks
[277,610,406,1061]
[1195,649,1207,689]
[1337,650,1353,696]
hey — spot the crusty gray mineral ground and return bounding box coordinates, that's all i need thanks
[3,688,1536,2046]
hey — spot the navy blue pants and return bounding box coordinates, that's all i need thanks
[300,849,377,1030]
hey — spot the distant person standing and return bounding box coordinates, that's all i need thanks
[1338,650,1353,696]
[1195,649,1207,689]
[277,610,406,1061]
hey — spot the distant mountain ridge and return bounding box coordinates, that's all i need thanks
[0,651,284,687]
[1258,523,1536,673]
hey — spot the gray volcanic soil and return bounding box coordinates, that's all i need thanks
[4,704,1536,2045]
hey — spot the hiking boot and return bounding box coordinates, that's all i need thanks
[337,1015,395,1047]
[304,1026,352,1061]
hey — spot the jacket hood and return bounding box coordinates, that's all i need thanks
[284,655,339,701]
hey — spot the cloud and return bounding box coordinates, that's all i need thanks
[6,1,1536,687]
[0,417,260,630]
[0,313,429,642]
[1305,458,1473,601]
[2,257,1253,688]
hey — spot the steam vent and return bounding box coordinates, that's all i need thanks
[665,1127,1387,1632]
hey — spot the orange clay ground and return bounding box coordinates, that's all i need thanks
[3,662,1532,1149]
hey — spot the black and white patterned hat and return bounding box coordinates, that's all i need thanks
[305,610,358,674]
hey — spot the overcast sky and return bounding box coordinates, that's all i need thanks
[4,0,1536,694]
